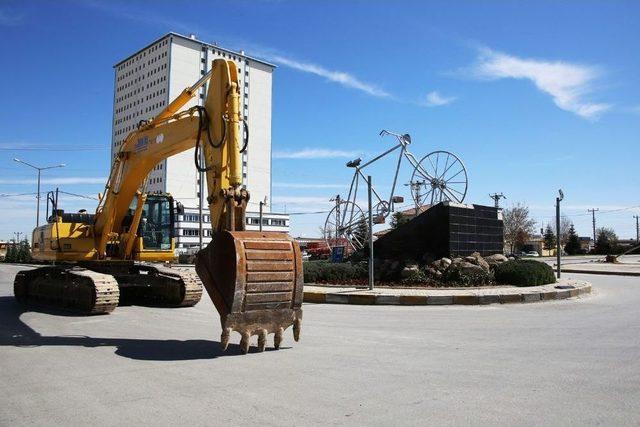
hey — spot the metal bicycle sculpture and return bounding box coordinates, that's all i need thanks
[324,130,468,251]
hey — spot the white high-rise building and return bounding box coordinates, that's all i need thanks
[111,33,288,250]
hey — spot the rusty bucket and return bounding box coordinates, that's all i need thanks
[195,231,303,353]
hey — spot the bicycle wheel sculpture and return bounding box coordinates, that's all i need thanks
[411,150,468,205]
[323,200,368,251]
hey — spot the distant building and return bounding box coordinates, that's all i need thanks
[177,207,289,250]
[111,32,286,250]
[579,236,593,253]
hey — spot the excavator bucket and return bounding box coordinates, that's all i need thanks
[195,231,303,353]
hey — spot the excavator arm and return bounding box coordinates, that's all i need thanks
[92,59,302,352]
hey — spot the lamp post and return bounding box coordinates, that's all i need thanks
[259,196,268,232]
[13,158,65,228]
[556,189,564,278]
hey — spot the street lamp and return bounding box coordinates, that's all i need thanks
[13,158,65,228]
[556,189,564,278]
[259,196,268,232]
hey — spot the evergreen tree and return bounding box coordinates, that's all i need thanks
[17,240,32,263]
[5,244,16,263]
[595,227,618,255]
[390,211,409,229]
[543,224,556,250]
[564,224,582,255]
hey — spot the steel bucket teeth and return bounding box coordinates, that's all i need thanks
[195,231,304,354]
[220,324,300,353]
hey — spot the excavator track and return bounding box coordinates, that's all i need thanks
[13,266,119,314]
[79,262,204,308]
[138,265,203,307]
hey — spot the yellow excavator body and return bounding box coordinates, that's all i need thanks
[14,59,303,353]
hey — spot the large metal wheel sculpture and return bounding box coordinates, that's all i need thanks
[411,150,468,206]
[323,200,368,251]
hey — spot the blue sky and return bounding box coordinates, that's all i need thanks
[0,0,639,240]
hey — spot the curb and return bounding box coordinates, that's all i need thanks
[561,268,640,277]
[303,281,591,306]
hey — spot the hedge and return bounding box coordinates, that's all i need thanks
[303,260,367,283]
[494,260,556,287]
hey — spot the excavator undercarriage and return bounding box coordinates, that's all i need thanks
[14,262,202,314]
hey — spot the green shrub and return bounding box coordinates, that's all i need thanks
[303,260,367,283]
[442,266,494,287]
[494,260,555,287]
[399,269,429,285]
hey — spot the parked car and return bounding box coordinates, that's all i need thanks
[525,251,540,257]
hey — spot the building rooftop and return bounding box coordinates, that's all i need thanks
[113,32,276,69]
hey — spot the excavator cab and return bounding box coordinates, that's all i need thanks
[124,193,176,261]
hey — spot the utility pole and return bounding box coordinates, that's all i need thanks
[634,215,640,243]
[13,158,65,228]
[14,232,23,243]
[489,192,506,208]
[367,176,374,290]
[588,208,599,244]
[556,190,564,278]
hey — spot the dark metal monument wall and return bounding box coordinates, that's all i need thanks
[374,202,504,261]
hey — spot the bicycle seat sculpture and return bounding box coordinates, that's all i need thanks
[324,130,468,251]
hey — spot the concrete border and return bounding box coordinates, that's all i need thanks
[303,279,591,306]
[561,268,640,277]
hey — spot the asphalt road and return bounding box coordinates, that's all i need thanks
[1,264,639,426]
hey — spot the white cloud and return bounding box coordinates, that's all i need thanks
[468,47,611,119]
[267,54,391,98]
[273,182,346,189]
[273,149,359,159]
[422,91,457,107]
[0,177,106,185]
[80,1,392,100]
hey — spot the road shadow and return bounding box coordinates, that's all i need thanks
[0,297,284,361]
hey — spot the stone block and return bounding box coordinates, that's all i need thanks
[427,295,454,305]
[326,294,349,304]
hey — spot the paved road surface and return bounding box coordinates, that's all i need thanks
[0,264,639,426]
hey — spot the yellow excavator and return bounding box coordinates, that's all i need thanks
[14,59,303,353]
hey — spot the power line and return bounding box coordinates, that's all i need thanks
[0,146,107,151]
[286,210,330,216]
[57,190,99,200]
[536,205,640,220]
[0,192,38,198]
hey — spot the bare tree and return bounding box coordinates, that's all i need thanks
[503,203,536,254]
[318,225,333,240]
[559,215,573,245]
